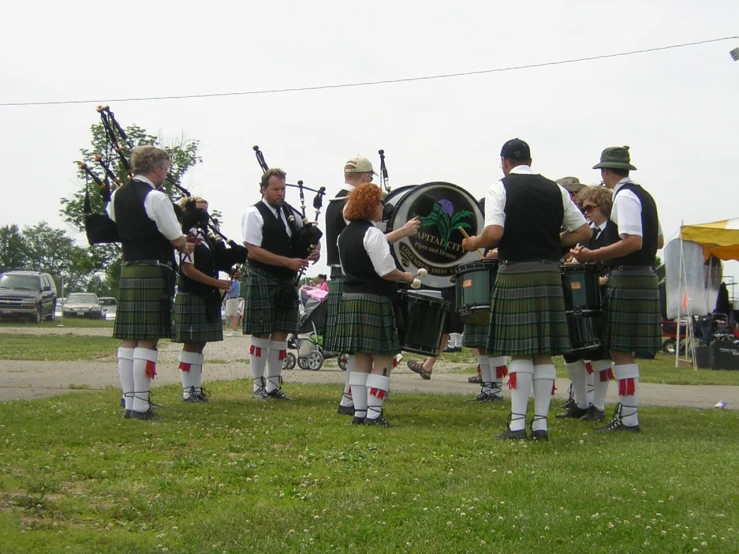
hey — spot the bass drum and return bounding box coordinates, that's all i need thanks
[378,182,484,289]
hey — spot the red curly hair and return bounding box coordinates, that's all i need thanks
[344,183,383,221]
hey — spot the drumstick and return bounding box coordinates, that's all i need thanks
[411,278,421,289]
[457,227,485,259]
[416,268,428,278]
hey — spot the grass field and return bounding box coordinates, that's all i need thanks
[0,382,737,553]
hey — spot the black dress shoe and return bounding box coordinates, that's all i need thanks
[468,391,503,403]
[496,428,527,440]
[555,405,589,419]
[352,416,365,425]
[337,404,355,415]
[266,388,293,401]
[444,346,461,353]
[595,418,640,433]
[580,405,605,421]
[128,408,159,420]
[364,416,394,427]
[123,410,131,419]
[530,429,549,441]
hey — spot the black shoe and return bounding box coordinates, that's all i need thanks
[555,405,589,419]
[252,387,269,400]
[530,429,549,441]
[444,346,461,353]
[496,428,527,440]
[468,391,503,403]
[364,416,394,427]
[595,418,640,433]
[266,388,293,401]
[128,408,159,420]
[352,415,365,425]
[580,405,605,421]
[195,387,210,403]
[123,410,131,419]
[183,395,200,403]
[337,404,355,415]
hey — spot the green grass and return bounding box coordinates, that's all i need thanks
[0,334,119,361]
[0,319,114,329]
[0,382,737,553]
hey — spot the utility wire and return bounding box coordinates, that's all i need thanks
[1,36,736,108]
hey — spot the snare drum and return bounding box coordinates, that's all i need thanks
[455,260,498,325]
[561,264,602,316]
[561,264,603,352]
[396,290,450,356]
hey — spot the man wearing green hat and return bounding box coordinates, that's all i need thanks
[572,146,663,433]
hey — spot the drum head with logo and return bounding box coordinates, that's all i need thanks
[378,182,484,289]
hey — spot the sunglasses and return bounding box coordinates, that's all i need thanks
[582,204,597,213]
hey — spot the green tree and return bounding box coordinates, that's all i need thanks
[20,223,94,293]
[0,224,28,273]
[58,120,202,289]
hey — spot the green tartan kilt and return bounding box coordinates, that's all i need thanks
[114,265,173,341]
[243,267,299,335]
[486,261,570,357]
[172,292,224,344]
[602,269,662,354]
[463,323,488,349]
[323,275,345,352]
[333,293,401,356]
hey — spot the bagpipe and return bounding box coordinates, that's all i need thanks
[252,145,325,260]
[78,105,247,272]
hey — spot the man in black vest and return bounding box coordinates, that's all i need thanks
[463,138,590,440]
[107,146,194,420]
[242,168,320,400]
[324,156,419,415]
[572,146,663,433]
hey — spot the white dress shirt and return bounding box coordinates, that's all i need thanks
[611,178,663,239]
[339,225,396,278]
[106,175,182,241]
[241,199,303,247]
[484,165,586,232]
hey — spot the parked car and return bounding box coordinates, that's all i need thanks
[62,293,104,319]
[99,297,117,320]
[0,271,58,323]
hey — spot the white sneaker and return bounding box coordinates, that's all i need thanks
[231,330,240,337]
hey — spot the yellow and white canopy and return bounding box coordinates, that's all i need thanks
[680,219,739,261]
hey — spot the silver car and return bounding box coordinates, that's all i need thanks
[62,293,104,319]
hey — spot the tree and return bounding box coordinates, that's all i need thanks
[0,224,28,273]
[58,120,202,291]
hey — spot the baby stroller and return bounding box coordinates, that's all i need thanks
[283,294,348,371]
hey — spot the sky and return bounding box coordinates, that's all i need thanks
[1,0,738,290]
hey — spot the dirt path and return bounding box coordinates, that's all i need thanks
[1,327,736,410]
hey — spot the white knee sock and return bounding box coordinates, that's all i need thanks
[614,363,640,427]
[532,364,557,432]
[585,361,595,406]
[478,354,493,394]
[591,359,613,412]
[340,355,355,407]
[564,360,588,409]
[266,340,287,393]
[132,347,157,413]
[508,360,534,432]
[366,374,391,421]
[249,337,271,391]
[192,353,204,390]
[117,347,134,411]
[178,351,200,398]
[349,371,369,419]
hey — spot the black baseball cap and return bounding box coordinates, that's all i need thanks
[500,138,531,160]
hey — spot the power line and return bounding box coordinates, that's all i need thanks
[2,36,736,108]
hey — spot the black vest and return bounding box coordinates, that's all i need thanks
[339,220,397,301]
[247,201,295,280]
[498,173,564,262]
[590,221,619,250]
[114,179,175,265]
[178,232,220,301]
[325,189,351,267]
[607,183,659,267]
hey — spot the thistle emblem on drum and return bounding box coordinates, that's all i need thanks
[418,199,473,245]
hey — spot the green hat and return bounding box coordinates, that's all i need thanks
[593,145,637,171]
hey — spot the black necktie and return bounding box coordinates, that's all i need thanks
[275,208,287,233]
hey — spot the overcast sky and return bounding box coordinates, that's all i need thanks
[1,1,738,284]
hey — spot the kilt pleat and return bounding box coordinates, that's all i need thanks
[173,292,223,343]
[323,276,345,352]
[243,267,299,335]
[114,265,173,341]
[333,293,401,356]
[602,269,661,354]
[486,262,570,356]
[462,323,488,349]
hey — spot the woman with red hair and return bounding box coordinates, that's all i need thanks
[333,183,414,426]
